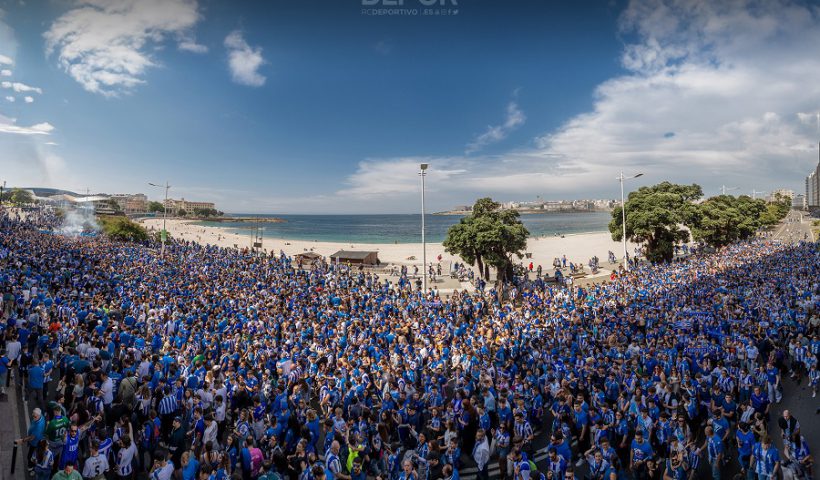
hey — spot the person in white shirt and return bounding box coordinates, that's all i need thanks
[203,415,219,450]
[100,372,114,407]
[149,451,174,480]
[213,395,227,439]
[137,360,151,380]
[473,428,491,480]
[115,432,137,478]
[6,334,21,364]
[197,385,213,410]
[82,441,109,480]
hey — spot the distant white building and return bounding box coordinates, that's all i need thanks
[793,193,806,209]
[768,188,794,202]
[164,198,217,215]
[110,193,148,214]
[805,143,820,207]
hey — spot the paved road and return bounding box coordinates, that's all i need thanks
[766,210,819,457]
[772,210,814,243]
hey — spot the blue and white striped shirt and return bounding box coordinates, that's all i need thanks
[159,395,178,415]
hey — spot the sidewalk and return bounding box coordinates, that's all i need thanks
[0,373,27,480]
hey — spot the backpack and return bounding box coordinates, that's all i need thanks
[250,447,264,477]
[141,421,159,449]
[152,419,161,445]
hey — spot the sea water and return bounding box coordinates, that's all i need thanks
[197,212,612,244]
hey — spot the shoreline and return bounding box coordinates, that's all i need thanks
[433,209,612,215]
[140,218,638,269]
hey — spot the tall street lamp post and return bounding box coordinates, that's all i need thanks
[618,172,643,271]
[420,163,428,293]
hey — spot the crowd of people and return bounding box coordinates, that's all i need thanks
[0,207,818,480]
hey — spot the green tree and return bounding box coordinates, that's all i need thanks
[690,195,766,247]
[177,208,187,217]
[443,197,529,282]
[610,182,703,263]
[192,207,221,217]
[99,217,149,242]
[9,188,34,205]
[148,201,164,213]
[768,196,791,222]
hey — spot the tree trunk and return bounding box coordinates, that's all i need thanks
[476,255,485,280]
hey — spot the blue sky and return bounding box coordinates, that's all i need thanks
[1,0,819,213]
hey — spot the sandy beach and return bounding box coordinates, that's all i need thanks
[141,218,638,270]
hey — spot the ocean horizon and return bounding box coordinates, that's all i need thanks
[195,211,612,244]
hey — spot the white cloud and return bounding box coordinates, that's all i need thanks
[530,0,820,193]
[44,142,59,146]
[4,95,13,102]
[334,0,820,211]
[466,100,526,154]
[337,157,467,198]
[178,38,208,54]
[1,81,42,94]
[224,30,266,87]
[44,0,204,96]
[0,54,11,65]
[23,95,33,103]
[0,114,54,135]
[0,136,72,189]
[0,69,10,76]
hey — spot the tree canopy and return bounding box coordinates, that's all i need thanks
[689,195,768,247]
[9,188,34,205]
[192,207,222,217]
[611,182,793,264]
[443,197,529,282]
[609,182,703,263]
[148,201,164,213]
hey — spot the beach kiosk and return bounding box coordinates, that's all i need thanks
[329,250,380,266]
[294,251,323,268]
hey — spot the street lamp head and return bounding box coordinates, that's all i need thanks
[420,163,429,171]
[633,173,644,178]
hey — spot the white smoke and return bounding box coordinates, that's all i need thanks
[58,204,99,236]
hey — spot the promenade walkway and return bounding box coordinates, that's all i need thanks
[0,371,28,480]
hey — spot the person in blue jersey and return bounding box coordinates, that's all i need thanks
[31,439,54,480]
[545,447,568,479]
[60,424,83,470]
[785,432,813,479]
[663,451,687,480]
[181,451,200,480]
[630,430,654,480]
[699,425,724,480]
[735,422,756,476]
[16,407,46,474]
[512,450,531,480]
[751,435,780,480]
